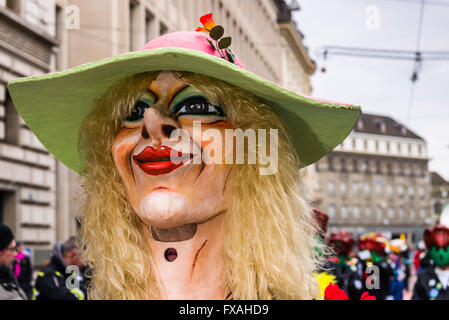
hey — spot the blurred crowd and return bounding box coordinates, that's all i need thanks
[314,209,449,300]
[1,215,449,300]
[0,223,88,300]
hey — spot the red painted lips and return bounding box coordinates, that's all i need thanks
[133,146,193,176]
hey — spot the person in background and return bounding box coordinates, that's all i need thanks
[388,238,408,300]
[412,225,449,300]
[33,236,87,300]
[358,233,394,300]
[12,240,33,299]
[0,223,27,300]
[328,231,365,300]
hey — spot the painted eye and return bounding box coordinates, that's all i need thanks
[125,100,149,122]
[174,97,224,117]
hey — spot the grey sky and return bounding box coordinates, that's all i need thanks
[293,0,449,180]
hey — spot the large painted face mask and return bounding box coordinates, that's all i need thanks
[424,225,449,266]
[112,71,232,234]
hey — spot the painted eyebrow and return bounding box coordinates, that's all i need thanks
[168,85,191,109]
[141,88,157,102]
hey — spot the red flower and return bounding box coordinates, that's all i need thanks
[324,283,349,300]
[195,13,217,33]
[360,292,376,300]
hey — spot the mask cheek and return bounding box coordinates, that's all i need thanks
[112,131,140,177]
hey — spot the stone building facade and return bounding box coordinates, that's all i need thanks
[0,0,61,265]
[431,171,449,222]
[315,113,432,242]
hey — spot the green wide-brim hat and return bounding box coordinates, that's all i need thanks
[7,31,361,174]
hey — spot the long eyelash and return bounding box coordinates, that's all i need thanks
[173,96,225,118]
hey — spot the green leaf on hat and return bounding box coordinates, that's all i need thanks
[218,37,232,49]
[210,25,224,40]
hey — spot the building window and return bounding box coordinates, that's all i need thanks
[375,140,379,152]
[399,206,405,219]
[398,162,404,176]
[160,22,168,36]
[434,202,442,214]
[340,158,347,172]
[145,10,154,42]
[353,206,360,219]
[420,208,426,218]
[408,186,414,198]
[6,0,21,14]
[388,208,395,219]
[403,163,409,176]
[328,157,334,171]
[327,181,335,195]
[5,92,20,145]
[410,207,415,219]
[398,143,401,153]
[340,182,347,195]
[418,145,422,156]
[408,144,412,155]
[376,207,383,221]
[352,182,359,196]
[420,165,426,177]
[365,183,371,196]
[376,161,381,174]
[129,0,139,50]
[375,178,382,196]
[386,142,390,152]
[341,206,348,219]
[365,206,372,218]
[387,162,393,175]
[353,159,359,172]
[387,184,393,198]
[419,186,425,199]
[398,184,404,197]
[409,164,415,177]
[361,160,367,172]
[328,205,336,218]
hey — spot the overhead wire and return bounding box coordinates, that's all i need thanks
[407,0,426,123]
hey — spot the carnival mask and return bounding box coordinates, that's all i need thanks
[112,71,232,237]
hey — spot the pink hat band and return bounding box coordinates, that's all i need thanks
[139,31,246,69]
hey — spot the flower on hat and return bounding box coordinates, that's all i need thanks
[195,13,235,64]
[195,13,217,32]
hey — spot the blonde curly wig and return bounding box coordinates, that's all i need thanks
[78,70,324,300]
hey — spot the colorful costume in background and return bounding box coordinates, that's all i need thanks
[358,233,394,300]
[328,231,365,300]
[12,248,33,299]
[412,225,449,300]
[388,238,410,300]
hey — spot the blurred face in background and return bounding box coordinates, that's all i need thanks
[0,240,17,266]
[64,248,83,268]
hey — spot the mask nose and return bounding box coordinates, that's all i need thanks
[142,107,179,146]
